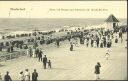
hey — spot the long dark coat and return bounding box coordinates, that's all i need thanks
[95,64,101,74]
[43,57,47,63]
[4,74,12,81]
[32,72,38,81]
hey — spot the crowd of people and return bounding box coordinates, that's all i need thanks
[0,25,126,54]
[0,25,127,80]
[69,27,125,52]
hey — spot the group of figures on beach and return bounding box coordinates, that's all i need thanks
[0,62,101,81]
[69,28,124,52]
[26,47,52,69]
[0,25,127,80]
[0,69,39,81]
[0,26,125,54]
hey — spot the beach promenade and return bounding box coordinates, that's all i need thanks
[0,34,127,80]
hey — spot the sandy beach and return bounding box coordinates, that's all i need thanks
[0,32,127,80]
[0,18,127,80]
[0,0,127,80]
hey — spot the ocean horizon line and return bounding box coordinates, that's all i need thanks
[0,18,126,19]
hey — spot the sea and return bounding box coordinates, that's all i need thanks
[0,18,127,34]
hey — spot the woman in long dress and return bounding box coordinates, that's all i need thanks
[105,49,110,60]
[32,48,36,58]
[100,39,103,48]
[94,62,101,80]
[24,69,30,81]
[94,41,97,48]
[26,49,29,57]
[19,71,25,81]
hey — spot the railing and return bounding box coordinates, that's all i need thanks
[0,50,26,62]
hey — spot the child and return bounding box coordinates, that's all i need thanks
[105,49,110,60]
[70,43,73,51]
[105,53,110,60]
[115,36,118,43]
[47,60,52,69]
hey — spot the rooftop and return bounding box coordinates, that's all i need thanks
[105,14,119,22]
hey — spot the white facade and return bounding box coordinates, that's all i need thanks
[105,22,118,30]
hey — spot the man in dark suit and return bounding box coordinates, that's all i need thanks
[38,50,42,62]
[95,62,101,80]
[70,44,73,51]
[35,48,39,58]
[4,71,12,81]
[43,55,47,69]
[32,69,38,81]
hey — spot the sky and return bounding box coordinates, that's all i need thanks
[0,1,127,18]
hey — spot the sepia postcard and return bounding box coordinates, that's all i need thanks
[0,0,127,81]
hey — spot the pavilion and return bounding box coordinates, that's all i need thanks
[105,14,119,30]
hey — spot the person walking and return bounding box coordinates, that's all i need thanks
[32,48,36,58]
[47,60,52,69]
[94,41,97,48]
[43,55,47,69]
[94,62,101,80]
[38,50,42,62]
[26,49,30,57]
[105,49,110,60]
[32,69,38,81]
[24,69,30,81]
[35,48,39,58]
[105,53,110,60]
[56,38,60,48]
[107,39,112,48]
[19,71,25,81]
[103,36,106,47]
[86,39,89,47]
[100,39,103,48]
[115,36,118,43]
[119,31,122,40]
[96,37,99,47]
[70,43,74,51]
[91,38,94,47]
[4,71,12,81]
[29,47,32,58]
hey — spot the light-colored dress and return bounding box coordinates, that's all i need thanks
[19,73,25,81]
[26,49,29,57]
[94,41,97,48]
[32,49,36,58]
[24,71,30,81]
[105,49,110,58]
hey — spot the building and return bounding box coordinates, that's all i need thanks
[105,14,119,30]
